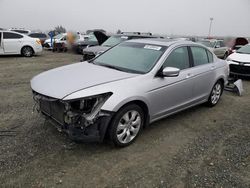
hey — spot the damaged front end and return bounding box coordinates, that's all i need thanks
[33,92,113,142]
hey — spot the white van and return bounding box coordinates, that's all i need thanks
[0,30,42,57]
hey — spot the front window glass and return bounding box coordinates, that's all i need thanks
[102,36,127,47]
[93,42,167,74]
[162,47,190,70]
[237,45,250,54]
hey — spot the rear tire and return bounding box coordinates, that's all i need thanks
[21,46,34,57]
[207,81,223,107]
[109,104,144,147]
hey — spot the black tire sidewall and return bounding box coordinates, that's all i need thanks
[22,46,33,57]
[109,104,144,147]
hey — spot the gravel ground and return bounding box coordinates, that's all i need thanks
[0,51,249,188]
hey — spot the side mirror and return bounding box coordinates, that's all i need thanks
[162,67,180,77]
[215,45,220,48]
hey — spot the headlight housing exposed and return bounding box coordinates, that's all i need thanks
[64,92,112,126]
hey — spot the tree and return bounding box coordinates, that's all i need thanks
[54,25,66,33]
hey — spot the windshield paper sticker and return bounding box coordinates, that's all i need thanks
[144,45,161,51]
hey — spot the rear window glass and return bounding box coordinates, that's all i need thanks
[206,50,214,63]
[29,33,47,38]
[191,47,209,66]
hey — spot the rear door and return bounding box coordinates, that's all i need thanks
[3,32,23,54]
[190,46,216,101]
[0,32,3,54]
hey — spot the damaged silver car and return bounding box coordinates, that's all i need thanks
[31,39,229,147]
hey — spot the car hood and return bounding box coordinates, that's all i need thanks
[83,46,110,54]
[31,62,137,99]
[229,52,250,63]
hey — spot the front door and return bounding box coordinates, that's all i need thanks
[3,32,23,54]
[148,46,194,120]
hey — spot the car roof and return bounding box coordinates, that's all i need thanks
[113,33,158,38]
[126,38,196,47]
[200,39,223,42]
[1,30,25,35]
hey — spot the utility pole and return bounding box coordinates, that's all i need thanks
[208,17,214,38]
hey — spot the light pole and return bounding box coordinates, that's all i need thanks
[208,17,214,38]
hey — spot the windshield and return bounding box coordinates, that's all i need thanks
[93,42,167,74]
[237,45,250,54]
[199,41,214,48]
[102,36,127,47]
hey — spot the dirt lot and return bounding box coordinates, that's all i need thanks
[0,51,249,188]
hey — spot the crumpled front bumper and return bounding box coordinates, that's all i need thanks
[33,92,113,142]
[46,112,113,142]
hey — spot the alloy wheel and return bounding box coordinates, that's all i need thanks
[211,83,222,105]
[116,110,142,144]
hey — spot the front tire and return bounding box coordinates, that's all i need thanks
[21,46,34,57]
[109,104,144,147]
[207,81,223,107]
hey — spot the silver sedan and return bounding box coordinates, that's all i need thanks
[31,39,229,147]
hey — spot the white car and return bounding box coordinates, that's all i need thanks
[43,33,67,49]
[226,44,250,77]
[0,30,42,57]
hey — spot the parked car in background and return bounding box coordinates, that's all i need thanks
[9,28,31,35]
[72,31,109,54]
[31,39,228,147]
[0,30,42,57]
[82,32,160,61]
[28,32,48,46]
[198,39,229,59]
[227,37,249,55]
[43,33,67,49]
[227,44,250,77]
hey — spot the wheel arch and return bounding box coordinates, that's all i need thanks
[104,99,150,140]
[20,45,34,54]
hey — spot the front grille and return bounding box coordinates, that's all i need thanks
[83,52,96,61]
[35,93,65,125]
[230,64,250,76]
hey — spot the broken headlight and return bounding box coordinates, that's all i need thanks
[64,92,112,126]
